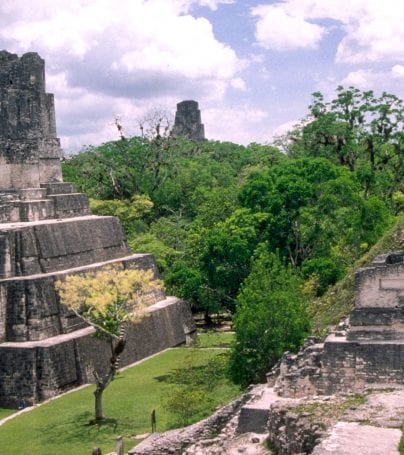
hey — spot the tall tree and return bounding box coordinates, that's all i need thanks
[230,248,310,386]
[284,86,403,201]
[56,266,163,422]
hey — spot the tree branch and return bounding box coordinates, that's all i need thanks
[71,308,119,340]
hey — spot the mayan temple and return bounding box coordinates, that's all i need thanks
[172,100,205,141]
[0,50,195,407]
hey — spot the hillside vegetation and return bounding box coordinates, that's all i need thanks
[63,86,403,386]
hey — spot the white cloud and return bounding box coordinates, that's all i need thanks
[392,65,404,79]
[172,0,234,13]
[0,1,242,78]
[251,0,404,63]
[230,78,247,91]
[340,69,376,90]
[204,106,269,145]
[251,4,326,51]
[341,67,404,95]
[0,0,244,151]
[271,119,300,138]
[191,0,234,10]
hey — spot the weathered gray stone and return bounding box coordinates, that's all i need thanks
[0,51,196,407]
[0,51,62,189]
[274,251,404,397]
[172,100,205,141]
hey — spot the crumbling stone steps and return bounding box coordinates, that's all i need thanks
[237,386,296,434]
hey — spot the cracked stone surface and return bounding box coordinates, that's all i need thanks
[312,422,401,455]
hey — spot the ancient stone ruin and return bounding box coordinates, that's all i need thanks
[271,251,404,397]
[0,50,195,407]
[172,100,205,141]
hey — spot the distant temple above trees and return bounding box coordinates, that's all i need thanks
[172,100,205,141]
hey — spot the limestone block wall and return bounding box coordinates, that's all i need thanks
[0,216,131,279]
[0,298,195,407]
[0,253,163,342]
[318,338,361,395]
[275,336,404,397]
[0,50,62,189]
[355,261,404,309]
[349,257,404,341]
[0,183,91,224]
[320,337,404,394]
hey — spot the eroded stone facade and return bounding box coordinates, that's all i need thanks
[0,52,195,407]
[172,100,205,141]
[0,51,62,189]
[272,251,404,397]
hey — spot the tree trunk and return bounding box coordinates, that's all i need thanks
[94,385,106,422]
[204,309,213,327]
[92,328,127,422]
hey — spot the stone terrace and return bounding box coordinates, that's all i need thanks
[272,251,404,397]
[0,51,195,407]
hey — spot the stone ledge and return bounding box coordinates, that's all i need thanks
[0,253,154,283]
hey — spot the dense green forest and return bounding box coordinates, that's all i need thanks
[63,87,403,386]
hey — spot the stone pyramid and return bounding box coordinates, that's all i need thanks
[0,51,195,407]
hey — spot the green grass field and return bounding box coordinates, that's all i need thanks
[0,408,15,420]
[0,342,240,455]
[193,330,235,348]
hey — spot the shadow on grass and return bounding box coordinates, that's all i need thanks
[153,374,171,382]
[85,417,118,431]
[37,411,134,446]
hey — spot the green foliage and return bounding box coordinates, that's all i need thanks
[128,232,180,272]
[62,88,402,388]
[90,195,153,235]
[239,158,392,272]
[284,86,403,200]
[198,209,268,313]
[230,249,310,386]
[161,351,235,427]
[63,138,284,219]
[301,257,344,296]
[163,387,208,427]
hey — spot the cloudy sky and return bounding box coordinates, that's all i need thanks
[1,0,403,153]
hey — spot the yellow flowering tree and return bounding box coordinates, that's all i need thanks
[56,265,163,422]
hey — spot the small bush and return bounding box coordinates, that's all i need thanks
[163,387,208,427]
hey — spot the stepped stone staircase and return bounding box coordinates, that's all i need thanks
[0,50,195,407]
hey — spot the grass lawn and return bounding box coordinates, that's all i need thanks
[0,408,16,420]
[0,345,240,455]
[195,330,235,348]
